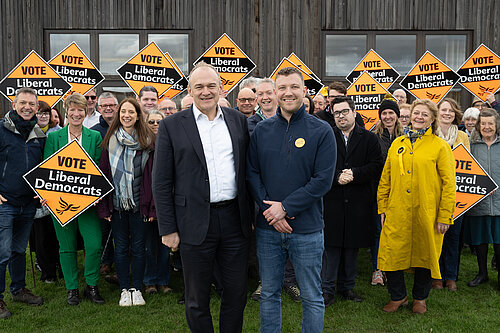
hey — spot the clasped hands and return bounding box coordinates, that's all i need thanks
[338,169,353,185]
[263,200,293,234]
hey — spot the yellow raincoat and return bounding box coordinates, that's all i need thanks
[377,128,456,279]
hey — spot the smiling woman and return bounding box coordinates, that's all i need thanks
[43,93,105,306]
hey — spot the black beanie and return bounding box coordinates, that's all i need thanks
[379,97,400,118]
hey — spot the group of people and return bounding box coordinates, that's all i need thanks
[0,63,499,333]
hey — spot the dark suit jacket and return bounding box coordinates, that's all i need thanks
[153,106,252,246]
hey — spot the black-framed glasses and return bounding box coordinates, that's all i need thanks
[333,109,351,117]
[160,107,177,112]
[238,97,256,103]
[85,95,97,100]
[36,112,50,117]
[148,120,161,125]
[99,104,117,109]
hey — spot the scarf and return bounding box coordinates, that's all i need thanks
[108,127,141,210]
[437,124,458,147]
[9,110,37,140]
[404,126,429,145]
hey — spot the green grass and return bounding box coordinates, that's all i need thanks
[1,247,500,332]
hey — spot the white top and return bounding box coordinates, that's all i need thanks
[82,109,100,128]
[193,104,237,203]
[67,126,83,145]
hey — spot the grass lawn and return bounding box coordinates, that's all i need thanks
[1,246,500,332]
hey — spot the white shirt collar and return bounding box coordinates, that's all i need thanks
[192,104,224,121]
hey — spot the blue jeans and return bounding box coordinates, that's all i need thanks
[111,210,145,290]
[143,220,170,286]
[257,227,324,333]
[0,201,36,299]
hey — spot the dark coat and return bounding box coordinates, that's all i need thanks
[152,106,252,246]
[324,124,383,248]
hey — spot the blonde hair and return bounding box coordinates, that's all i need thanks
[410,99,439,135]
[64,93,87,111]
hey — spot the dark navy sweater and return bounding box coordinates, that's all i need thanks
[246,106,336,234]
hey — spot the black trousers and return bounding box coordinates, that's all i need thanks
[321,246,359,295]
[180,201,249,333]
[32,215,59,280]
[386,268,431,301]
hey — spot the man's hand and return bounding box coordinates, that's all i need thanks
[271,218,293,234]
[0,194,7,205]
[263,200,286,224]
[162,232,180,251]
[338,169,353,185]
[485,91,496,105]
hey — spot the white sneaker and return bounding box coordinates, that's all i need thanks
[119,289,132,306]
[130,288,146,306]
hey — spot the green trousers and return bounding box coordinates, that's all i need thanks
[52,208,102,290]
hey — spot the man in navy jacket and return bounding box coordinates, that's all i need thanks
[247,67,336,333]
[0,88,45,318]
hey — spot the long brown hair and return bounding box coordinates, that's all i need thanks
[101,98,154,150]
[437,97,463,125]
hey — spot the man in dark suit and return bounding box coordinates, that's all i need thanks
[152,61,252,333]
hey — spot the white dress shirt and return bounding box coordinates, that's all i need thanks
[193,104,237,203]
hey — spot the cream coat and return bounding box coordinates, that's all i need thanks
[377,128,456,279]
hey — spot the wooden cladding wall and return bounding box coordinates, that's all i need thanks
[1,0,499,113]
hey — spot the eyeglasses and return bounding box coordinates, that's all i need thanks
[148,120,161,125]
[99,104,117,109]
[238,98,256,103]
[36,112,50,117]
[333,109,351,117]
[85,96,97,101]
[400,115,410,120]
[160,107,177,112]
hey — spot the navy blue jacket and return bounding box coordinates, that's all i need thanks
[247,106,336,234]
[90,116,109,139]
[0,111,46,206]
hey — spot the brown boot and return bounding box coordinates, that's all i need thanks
[412,299,427,314]
[382,296,408,312]
[431,280,443,289]
[445,280,457,292]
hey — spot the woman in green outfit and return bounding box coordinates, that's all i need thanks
[44,93,104,306]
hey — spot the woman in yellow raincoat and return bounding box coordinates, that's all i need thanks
[377,99,456,314]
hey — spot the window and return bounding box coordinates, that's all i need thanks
[425,35,467,71]
[47,30,190,79]
[148,34,189,74]
[323,31,471,78]
[325,35,366,77]
[376,35,416,74]
[49,34,90,58]
[99,34,139,75]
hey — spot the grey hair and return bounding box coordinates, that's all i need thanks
[146,109,165,120]
[255,78,274,89]
[463,107,480,120]
[98,92,118,106]
[14,87,38,104]
[239,77,259,91]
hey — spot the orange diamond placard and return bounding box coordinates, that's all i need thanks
[49,42,104,99]
[457,44,500,101]
[400,51,460,104]
[270,58,324,98]
[23,140,114,227]
[194,33,256,94]
[453,143,498,219]
[346,49,400,89]
[0,51,72,107]
[117,42,183,97]
[160,52,188,100]
[346,71,390,130]
[288,52,320,81]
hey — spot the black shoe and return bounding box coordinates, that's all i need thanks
[11,288,43,305]
[67,289,79,306]
[177,292,185,305]
[105,274,119,285]
[338,290,363,302]
[467,274,489,287]
[323,293,335,308]
[84,285,105,304]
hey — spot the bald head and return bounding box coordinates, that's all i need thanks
[393,89,407,105]
[236,88,257,117]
